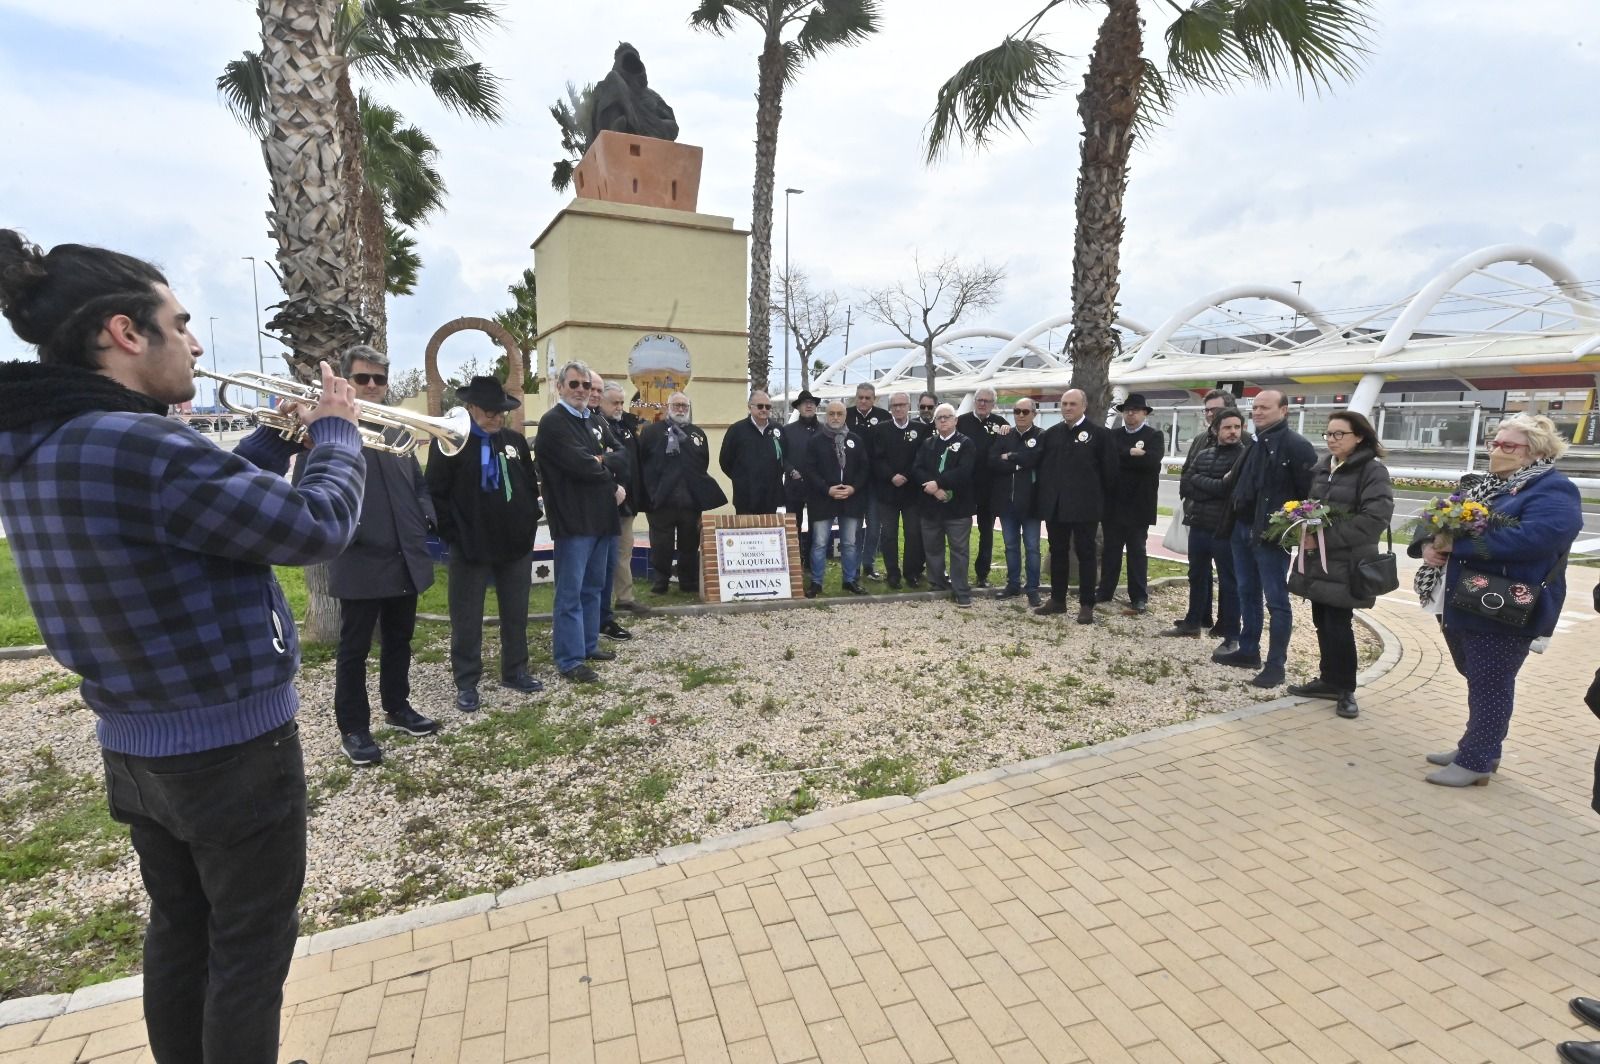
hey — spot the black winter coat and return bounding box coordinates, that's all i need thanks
[871,419,931,507]
[845,406,890,458]
[426,427,541,563]
[781,416,820,507]
[602,411,644,517]
[719,417,786,514]
[956,411,1009,508]
[911,431,978,518]
[640,419,721,512]
[1180,441,1248,534]
[802,430,871,519]
[1104,423,1165,527]
[535,405,620,539]
[326,431,437,600]
[1177,426,1218,522]
[987,423,1042,515]
[1028,418,1117,524]
[1232,419,1318,539]
[1287,448,1395,609]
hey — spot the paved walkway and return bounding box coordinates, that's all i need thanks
[6,572,1600,1063]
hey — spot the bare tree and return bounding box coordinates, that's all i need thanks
[389,366,426,400]
[861,253,1004,397]
[772,268,846,384]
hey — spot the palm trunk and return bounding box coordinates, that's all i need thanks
[359,184,388,353]
[258,0,369,643]
[1067,0,1141,424]
[747,34,785,393]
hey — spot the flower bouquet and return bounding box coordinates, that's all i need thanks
[1265,499,1339,572]
[1403,494,1495,553]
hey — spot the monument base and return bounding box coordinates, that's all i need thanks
[573,130,703,212]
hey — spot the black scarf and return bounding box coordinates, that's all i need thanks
[0,360,167,431]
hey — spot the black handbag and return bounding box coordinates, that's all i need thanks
[1448,554,1565,628]
[1350,526,1400,599]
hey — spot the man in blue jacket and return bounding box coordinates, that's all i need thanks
[0,230,363,1064]
[1218,389,1318,688]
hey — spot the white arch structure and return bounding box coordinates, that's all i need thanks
[798,243,1600,417]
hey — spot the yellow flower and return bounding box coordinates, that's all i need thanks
[1281,500,1301,513]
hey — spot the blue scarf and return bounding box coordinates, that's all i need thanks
[471,421,509,498]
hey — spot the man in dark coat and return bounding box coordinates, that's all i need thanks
[1218,388,1318,688]
[782,389,822,560]
[639,392,724,594]
[719,389,785,514]
[588,371,633,642]
[913,403,978,607]
[536,362,625,684]
[327,346,440,766]
[846,383,891,580]
[1171,388,1238,631]
[802,399,872,596]
[989,396,1044,606]
[1029,388,1118,624]
[1096,393,1166,613]
[957,386,1009,588]
[870,392,929,588]
[1166,409,1249,646]
[427,375,543,709]
[600,380,646,615]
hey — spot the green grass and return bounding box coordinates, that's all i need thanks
[0,898,145,998]
[0,748,129,886]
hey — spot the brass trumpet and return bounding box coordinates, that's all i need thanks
[195,368,471,457]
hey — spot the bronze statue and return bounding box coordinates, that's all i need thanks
[587,42,679,144]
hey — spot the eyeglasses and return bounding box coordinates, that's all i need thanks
[1488,440,1529,452]
[752,403,772,410]
[918,405,935,412]
[563,379,590,390]
[1014,409,1034,416]
[350,373,387,386]
[1322,430,1353,441]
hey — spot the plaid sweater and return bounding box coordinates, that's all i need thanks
[0,362,365,756]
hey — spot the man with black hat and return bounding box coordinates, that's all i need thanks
[639,392,726,593]
[1097,393,1166,613]
[870,391,928,589]
[719,389,786,515]
[1031,388,1118,624]
[426,375,543,710]
[782,389,823,560]
[957,386,1009,588]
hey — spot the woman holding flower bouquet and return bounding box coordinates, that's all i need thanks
[1408,413,1583,787]
[1286,411,1395,720]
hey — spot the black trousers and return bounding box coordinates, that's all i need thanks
[1047,520,1098,608]
[334,594,418,736]
[1311,601,1358,692]
[648,507,702,591]
[102,720,305,1064]
[448,552,531,691]
[875,497,926,583]
[1098,519,1151,605]
[973,503,996,583]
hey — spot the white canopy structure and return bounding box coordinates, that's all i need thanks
[800,244,1600,415]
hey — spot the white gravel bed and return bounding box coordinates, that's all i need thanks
[0,586,1379,997]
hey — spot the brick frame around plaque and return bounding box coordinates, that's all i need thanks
[699,513,803,603]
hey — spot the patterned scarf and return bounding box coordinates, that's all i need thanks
[1413,459,1554,604]
[817,419,849,469]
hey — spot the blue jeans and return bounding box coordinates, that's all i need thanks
[810,515,860,587]
[1231,523,1292,667]
[998,502,1041,591]
[552,535,609,673]
[1185,527,1239,637]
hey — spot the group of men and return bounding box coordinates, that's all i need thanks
[718,382,1167,615]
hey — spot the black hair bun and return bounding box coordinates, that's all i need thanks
[0,230,51,341]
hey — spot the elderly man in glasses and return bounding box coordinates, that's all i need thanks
[869,391,929,588]
[719,390,786,515]
[640,392,726,594]
[989,398,1044,605]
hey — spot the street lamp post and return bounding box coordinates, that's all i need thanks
[783,187,804,415]
[207,316,220,411]
[1290,279,1303,342]
[243,256,268,408]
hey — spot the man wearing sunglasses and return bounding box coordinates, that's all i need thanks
[719,389,786,514]
[324,345,440,766]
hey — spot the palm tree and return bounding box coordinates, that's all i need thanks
[926,0,1374,418]
[494,269,540,392]
[688,0,883,393]
[549,81,595,193]
[359,92,445,333]
[219,0,504,351]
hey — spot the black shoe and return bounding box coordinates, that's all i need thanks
[1095,591,1115,604]
[1026,590,1042,608]
[886,578,902,590]
[1335,694,1360,719]
[955,596,973,608]
[974,579,989,589]
[1287,679,1342,700]
[866,570,885,582]
[845,582,869,596]
[1212,649,1262,669]
[650,581,670,594]
[340,731,382,766]
[804,582,819,599]
[385,705,440,736]
[601,620,633,640]
[455,687,480,712]
[1572,998,1600,1030]
[1250,666,1286,689]
[905,576,924,589]
[1206,624,1226,639]
[1159,623,1202,637]
[1558,1042,1600,1064]
[998,586,1023,599]
[562,664,600,683]
[501,671,545,694]
[1122,602,1148,616]
[929,580,951,592]
[617,600,648,614]
[1076,606,1095,625]
[1033,601,1066,616]
[587,649,617,662]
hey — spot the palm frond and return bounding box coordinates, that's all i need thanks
[383,221,421,297]
[779,39,806,85]
[795,0,882,59]
[216,51,270,138]
[1163,0,1250,90]
[427,61,505,122]
[924,35,1067,163]
[1167,0,1374,96]
[359,90,446,226]
[688,0,740,35]
[1131,58,1173,141]
[551,160,576,193]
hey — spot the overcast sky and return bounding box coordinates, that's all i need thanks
[1,0,1595,391]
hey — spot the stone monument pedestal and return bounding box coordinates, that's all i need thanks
[572,130,704,212]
